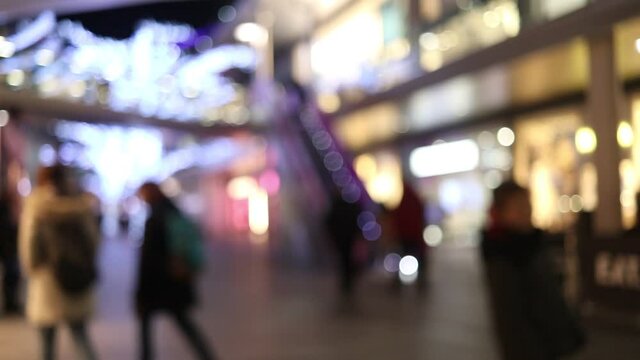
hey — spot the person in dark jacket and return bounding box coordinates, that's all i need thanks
[481,181,584,360]
[0,188,20,315]
[136,182,216,360]
[325,191,362,298]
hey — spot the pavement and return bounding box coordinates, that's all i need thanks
[1,236,639,360]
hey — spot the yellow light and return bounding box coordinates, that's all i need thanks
[497,127,515,147]
[161,177,182,197]
[68,80,87,98]
[317,93,341,113]
[580,162,598,211]
[0,109,9,127]
[621,189,635,208]
[369,173,394,203]
[354,154,377,181]
[636,38,640,54]
[483,10,501,28]
[570,195,583,213]
[421,51,443,72]
[423,225,443,247]
[35,49,55,66]
[234,23,269,46]
[248,188,269,235]
[227,176,257,200]
[39,77,59,95]
[440,31,459,50]
[419,32,439,51]
[386,38,411,60]
[499,3,521,37]
[617,121,634,148]
[6,69,24,87]
[575,126,597,154]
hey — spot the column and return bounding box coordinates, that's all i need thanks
[587,29,623,237]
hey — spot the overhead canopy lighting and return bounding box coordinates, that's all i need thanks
[0,16,258,124]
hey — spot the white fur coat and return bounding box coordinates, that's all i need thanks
[18,186,100,326]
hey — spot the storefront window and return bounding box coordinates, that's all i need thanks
[354,151,404,209]
[513,109,582,231]
[528,0,589,23]
[419,0,520,72]
[625,94,640,228]
[334,102,402,151]
[309,0,413,97]
[408,125,513,246]
[615,16,640,82]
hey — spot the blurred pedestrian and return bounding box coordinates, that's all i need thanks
[18,164,100,360]
[1,188,21,315]
[389,180,428,289]
[481,181,584,360]
[325,191,362,298]
[136,182,216,360]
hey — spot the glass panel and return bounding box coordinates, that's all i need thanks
[419,0,521,72]
[514,109,582,231]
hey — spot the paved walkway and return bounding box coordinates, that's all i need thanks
[1,237,639,359]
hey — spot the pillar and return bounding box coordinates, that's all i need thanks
[587,29,623,237]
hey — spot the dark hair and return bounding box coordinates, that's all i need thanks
[38,164,72,195]
[138,182,165,203]
[492,180,529,211]
[138,181,178,211]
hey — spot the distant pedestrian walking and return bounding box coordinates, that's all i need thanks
[481,181,584,360]
[18,164,100,360]
[389,181,428,289]
[136,182,216,360]
[1,188,21,315]
[325,191,362,298]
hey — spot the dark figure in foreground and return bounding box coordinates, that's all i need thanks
[19,165,100,360]
[481,181,584,360]
[0,189,20,315]
[389,181,428,288]
[136,182,216,360]
[325,192,362,297]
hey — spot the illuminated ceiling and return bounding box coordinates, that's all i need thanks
[0,0,164,19]
[258,0,351,43]
[0,6,261,127]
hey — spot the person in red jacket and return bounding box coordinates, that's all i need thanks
[390,180,428,288]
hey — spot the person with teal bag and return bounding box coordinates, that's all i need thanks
[136,182,216,360]
[166,211,205,281]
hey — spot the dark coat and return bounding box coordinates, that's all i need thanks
[0,199,18,259]
[325,195,361,252]
[136,200,195,313]
[481,229,584,360]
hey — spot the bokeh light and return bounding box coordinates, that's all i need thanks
[575,126,597,154]
[384,253,402,273]
[496,127,515,147]
[423,225,443,247]
[399,256,419,276]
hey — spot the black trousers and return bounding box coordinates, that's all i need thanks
[1,254,20,312]
[40,322,97,360]
[139,309,217,360]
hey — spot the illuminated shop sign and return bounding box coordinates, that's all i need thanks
[594,252,640,290]
[409,139,480,178]
[581,233,640,310]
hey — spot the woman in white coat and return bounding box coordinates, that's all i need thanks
[19,165,100,360]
